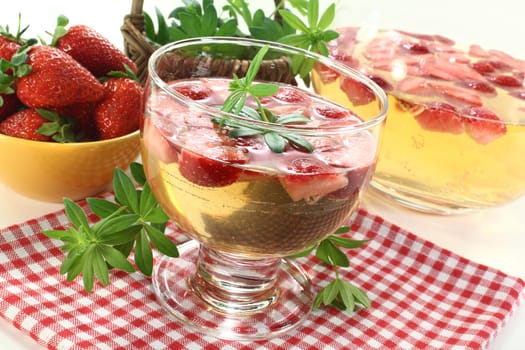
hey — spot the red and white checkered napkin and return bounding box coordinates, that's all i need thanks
[0,196,523,350]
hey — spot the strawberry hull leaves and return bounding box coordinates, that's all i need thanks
[42,162,178,292]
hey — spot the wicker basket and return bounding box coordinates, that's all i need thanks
[120,0,294,85]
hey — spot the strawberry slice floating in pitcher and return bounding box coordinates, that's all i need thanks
[462,107,507,144]
[414,102,464,134]
[340,77,376,106]
[326,26,524,143]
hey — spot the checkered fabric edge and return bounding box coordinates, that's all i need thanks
[0,194,523,350]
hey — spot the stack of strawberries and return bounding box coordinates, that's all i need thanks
[0,16,143,142]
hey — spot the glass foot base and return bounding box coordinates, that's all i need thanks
[152,240,313,341]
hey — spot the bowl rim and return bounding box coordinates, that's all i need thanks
[0,129,140,146]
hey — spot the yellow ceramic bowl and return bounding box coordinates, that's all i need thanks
[0,131,140,202]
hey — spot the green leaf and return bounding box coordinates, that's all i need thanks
[317,42,329,57]
[87,198,121,218]
[143,207,170,224]
[65,249,88,282]
[264,132,286,153]
[316,240,350,267]
[228,127,263,138]
[134,231,153,276]
[143,224,179,258]
[130,162,147,185]
[99,245,135,272]
[244,45,269,84]
[92,214,140,238]
[279,10,309,33]
[328,236,369,249]
[348,283,371,308]
[238,106,262,120]
[139,182,157,218]
[60,248,82,276]
[63,198,90,229]
[338,280,355,311]
[82,254,94,292]
[98,225,142,245]
[281,134,314,152]
[200,5,218,36]
[334,226,350,235]
[155,7,171,44]
[114,240,134,261]
[42,229,73,241]
[216,19,238,36]
[321,29,339,42]
[276,113,311,125]
[249,83,279,97]
[307,0,319,29]
[278,33,311,49]
[287,244,315,258]
[322,279,340,305]
[318,3,335,30]
[313,289,324,309]
[113,168,139,213]
[143,11,156,42]
[178,12,200,37]
[92,248,110,286]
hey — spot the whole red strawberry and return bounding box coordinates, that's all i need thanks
[0,108,76,142]
[15,45,104,108]
[0,93,21,121]
[51,102,98,141]
[94,77,143,139]
[0,35,21,61]
[55,24,138,77]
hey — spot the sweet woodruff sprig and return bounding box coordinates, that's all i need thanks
[42,162,179,292]
[214,45,314,153]
[291,226,371,311]
[44,163,370,313]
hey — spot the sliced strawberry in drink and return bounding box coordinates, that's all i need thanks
[340,77,376,106]
[179,145,248,187]
[332,51,359,69]
[280,158,348,202]
[314,61,339,84]
[488,49,524,71]
[486,74,522,88]
[397,77,435,96]
[368,75,393,92]
[273,87,309,103]
[429,82,483,106]
[400,41,430,55]
[312,104,352,120]
[456,80,496,94]
[471,61,496,75]
[420,62,458,81]
[173,82,212,100]
[461,106,507,144]
[510,90,525,100]
[328,166,373,200]
[414,102,464,134]
[431,57,485,81]
[469,45,489,58]
[269,105,310,119]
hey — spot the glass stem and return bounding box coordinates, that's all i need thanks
[189,244,282,314]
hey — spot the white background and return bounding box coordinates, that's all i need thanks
[0,0,524,349]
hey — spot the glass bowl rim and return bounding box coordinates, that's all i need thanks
[147,36,389,136]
